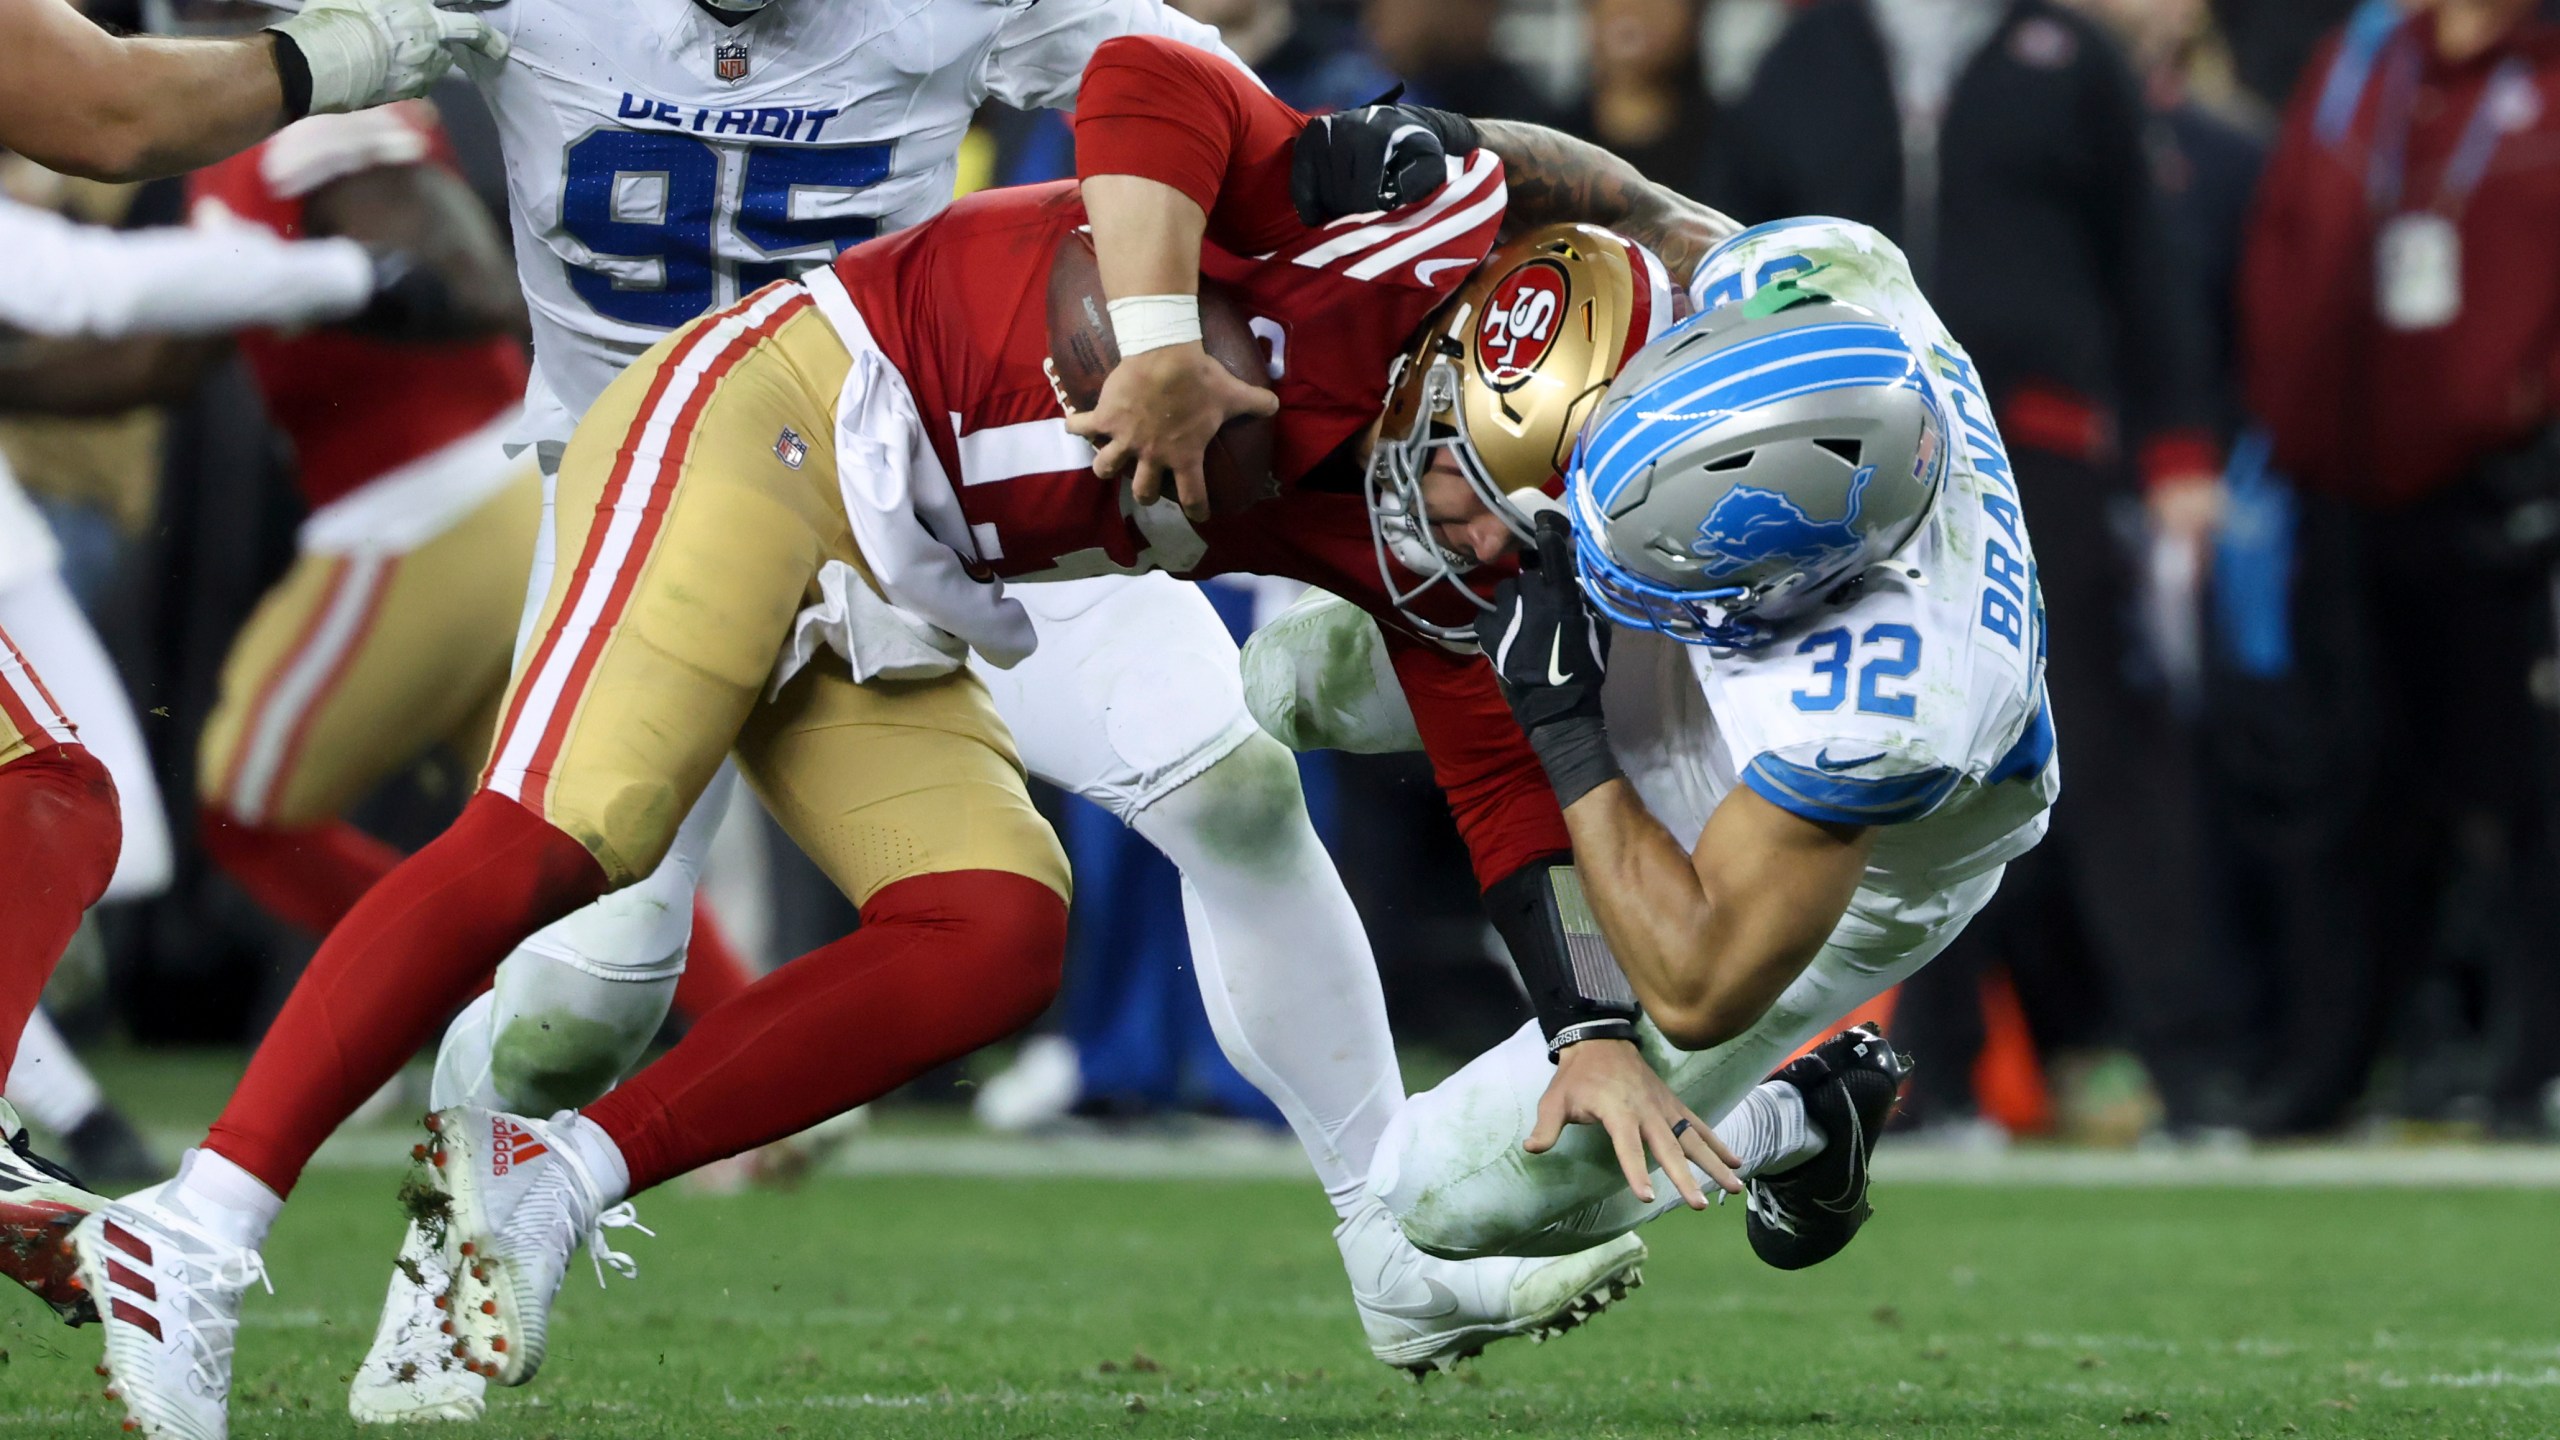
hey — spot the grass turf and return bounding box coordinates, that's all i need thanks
[2,1173,2551,1437]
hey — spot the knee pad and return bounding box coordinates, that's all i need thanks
[9,746,121,910]
[1135,733,1311,877]
[1239,590,1421,755]
[862,869,1069,1032]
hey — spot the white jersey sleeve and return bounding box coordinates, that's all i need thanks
[978,0,1256,111]
[1608,218,2058,893]
[0,193,374,341]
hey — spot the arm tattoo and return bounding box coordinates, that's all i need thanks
[1477,120,1740,286]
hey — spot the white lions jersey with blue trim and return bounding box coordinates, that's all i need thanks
[1597,219,2059,895]
[454,0,1233,444]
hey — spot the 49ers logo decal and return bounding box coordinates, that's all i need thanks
[1476,260,1571,392]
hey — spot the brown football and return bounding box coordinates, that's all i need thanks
[1046,228,1279,519]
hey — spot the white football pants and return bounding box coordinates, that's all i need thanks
[1370,869,2003,1258]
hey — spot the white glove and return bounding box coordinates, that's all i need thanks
[271,0,508,115]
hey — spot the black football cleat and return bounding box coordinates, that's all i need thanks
[1745,1023,1910,1272]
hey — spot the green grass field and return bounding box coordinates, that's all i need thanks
[4,1169,2553,1438]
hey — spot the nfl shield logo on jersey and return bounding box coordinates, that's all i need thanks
[714,40,749,83]
[773,426,807,469]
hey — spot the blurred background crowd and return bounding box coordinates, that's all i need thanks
[9,0,2560,1181]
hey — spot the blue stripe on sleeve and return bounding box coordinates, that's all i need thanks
[1985,701,2055,787]
[1741,754,1961,827]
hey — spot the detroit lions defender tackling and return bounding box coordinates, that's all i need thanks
[1255,217,2059,1264]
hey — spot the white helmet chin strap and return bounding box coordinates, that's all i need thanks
[699,0,776,12]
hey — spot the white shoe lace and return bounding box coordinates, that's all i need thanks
[584,1203,653,1287]
[176,1247,273,1395]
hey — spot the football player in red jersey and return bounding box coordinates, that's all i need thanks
[71,32,1743,1427]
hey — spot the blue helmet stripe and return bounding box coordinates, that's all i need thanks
[1582,322,1919,484]
[1584,348,1923,509]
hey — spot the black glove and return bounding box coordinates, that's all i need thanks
[1476,509,1622,808]
[1290,100,1480,227]
[343,251,475,342]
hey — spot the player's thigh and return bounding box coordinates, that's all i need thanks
[482,288,848,886]
[198,472,539,827]
[972,573,1260,819]
[737,655,1069,910]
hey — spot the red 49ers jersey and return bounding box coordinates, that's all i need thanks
[190,102,528,511]
[829,147,1508,633]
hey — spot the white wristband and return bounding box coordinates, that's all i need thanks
[1107,294,1202,359]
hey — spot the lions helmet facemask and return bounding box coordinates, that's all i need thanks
[1365,223,1675,644]
[1567,285,1947,649]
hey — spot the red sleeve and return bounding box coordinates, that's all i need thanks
[2237,33,2357,491]
[1071,34,1309,258]
[1385,635,1574,892]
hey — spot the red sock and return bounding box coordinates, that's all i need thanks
[200,811,403,937]
[670,902,756,1020]
[587,870,1066,1195]
[0,746,119,1078]
[205,792,605,1195]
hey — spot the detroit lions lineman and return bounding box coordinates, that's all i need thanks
[336,0,1641,1424]
[1252,217,2058,1266]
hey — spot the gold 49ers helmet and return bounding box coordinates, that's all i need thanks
[1366,222,1678,641]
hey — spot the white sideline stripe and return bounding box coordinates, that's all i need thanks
[1293,151,1499,270]
[1345,179,1508,283]
[279,1124,2560,1188]
[227,553,388,823]
[953,414,1092,485]
[487,285,802,796]
[0,633,76,745]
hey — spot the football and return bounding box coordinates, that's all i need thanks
[1046,228,1280,519]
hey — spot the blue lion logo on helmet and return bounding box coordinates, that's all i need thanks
[1688,465,1875,579]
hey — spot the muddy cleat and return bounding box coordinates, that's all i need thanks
[1335,1195,1645,1376]
[1746,1022,1910,1271]
[424,1106,648,1388]
[0,1097,104,1324]
[348,1168,485,1425]
[75,1189,271,1440]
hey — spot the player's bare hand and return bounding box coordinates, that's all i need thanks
[1068,342,1276,524]
[1525,1037,1740,1210]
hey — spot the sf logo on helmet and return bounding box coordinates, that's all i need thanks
[1476,261,1570,391]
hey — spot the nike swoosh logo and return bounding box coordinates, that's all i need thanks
[1415,258,1474,286]
[1363,1275,1462,1320]
[1814,749,1885,772]
[1547,630,1572,687]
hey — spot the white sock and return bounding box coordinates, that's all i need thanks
[162,1148,284,1251]
[550,1111,632,1210]
[1716,1081,1828,1179]
[6,1009,105,1135]
[1134,738,1404,1223]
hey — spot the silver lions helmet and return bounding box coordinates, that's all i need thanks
[1566,285,1947,648]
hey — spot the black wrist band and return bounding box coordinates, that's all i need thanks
[268,30,314,121]
[1527,716,1623,810]
[1547,1019,1640,1057]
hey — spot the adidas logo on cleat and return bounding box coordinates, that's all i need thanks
[489,1118,549,1176]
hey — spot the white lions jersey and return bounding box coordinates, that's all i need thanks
[455,0,1235,444]
[1598,219,2059,896]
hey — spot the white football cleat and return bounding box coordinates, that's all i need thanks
[75,1188,270,1440]
[424,1106,648,1387]
[347,1196,485,1424]
[0,1097,104,1324]
[1334,1195,1644,1375]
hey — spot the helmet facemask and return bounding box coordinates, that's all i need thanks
[1364,348,1544,644]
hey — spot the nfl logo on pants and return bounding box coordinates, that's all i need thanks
[715,40,749,83]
